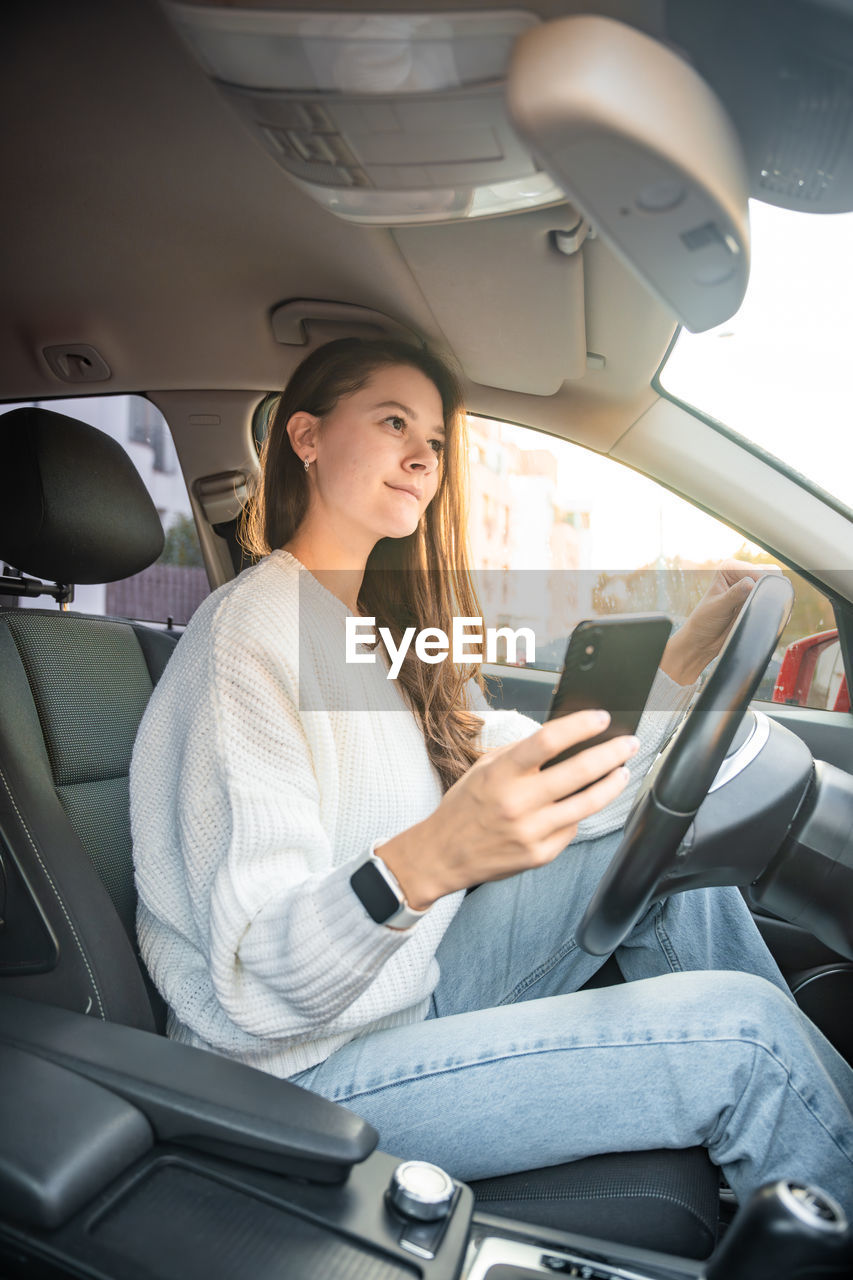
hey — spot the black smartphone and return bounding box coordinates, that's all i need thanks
[542,614,673,770]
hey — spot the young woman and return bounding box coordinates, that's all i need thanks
[130,337,853,1215]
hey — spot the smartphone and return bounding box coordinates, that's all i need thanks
[542,614,673,771]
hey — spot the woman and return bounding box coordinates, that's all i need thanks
[130,337,853,1214]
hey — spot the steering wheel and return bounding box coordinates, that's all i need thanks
[576,573,795,956]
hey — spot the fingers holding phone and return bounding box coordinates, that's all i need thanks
[513,706,638,797]
[381,618,671,908]
[514,717,641,861]
[399,709,638,904]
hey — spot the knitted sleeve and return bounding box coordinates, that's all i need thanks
[466,676,542,754]
[203,625,424,1041]
[467,667,698,839]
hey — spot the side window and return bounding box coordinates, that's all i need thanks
[0,395,210,627]
[467,416,841,710]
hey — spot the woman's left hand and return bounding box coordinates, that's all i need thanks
[660,558,783,686]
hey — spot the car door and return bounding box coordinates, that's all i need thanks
[465,412,853,1050]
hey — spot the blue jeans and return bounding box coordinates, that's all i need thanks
[291,830,853,1215]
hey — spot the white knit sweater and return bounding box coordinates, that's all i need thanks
[130,550,696,1078]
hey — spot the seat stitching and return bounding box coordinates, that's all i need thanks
[0,762,106,1020]
[473,1185,709,1214]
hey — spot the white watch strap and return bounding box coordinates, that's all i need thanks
[370,844,428,929]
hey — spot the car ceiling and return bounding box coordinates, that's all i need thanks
[3,0,853,453]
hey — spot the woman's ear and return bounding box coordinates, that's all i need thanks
[285,411,319,463]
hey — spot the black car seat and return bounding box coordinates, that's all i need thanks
[0,406,720,1259]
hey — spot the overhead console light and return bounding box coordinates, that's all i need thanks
[507,16,751,332]
[165,4,565,224]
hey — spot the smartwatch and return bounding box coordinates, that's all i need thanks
[350,847,427,929]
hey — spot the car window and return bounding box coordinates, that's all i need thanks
[467,415,841,710]
[0,395,210,627]
[660,200,853,516]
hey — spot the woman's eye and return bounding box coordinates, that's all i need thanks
[383,415,443,455]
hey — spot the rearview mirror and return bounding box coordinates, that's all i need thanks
[507,15,750,332]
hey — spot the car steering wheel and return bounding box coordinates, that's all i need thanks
[576,573,795,956]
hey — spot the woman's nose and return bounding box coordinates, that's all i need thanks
[406,440,439,472]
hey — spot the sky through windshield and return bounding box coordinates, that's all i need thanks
[661,199,853,514]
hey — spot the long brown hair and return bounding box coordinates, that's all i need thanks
[240,337,488,791]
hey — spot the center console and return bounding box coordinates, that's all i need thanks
[464,1217,705,1280]
[465,1177,852,1279]
[1,993,849,1280]
[0,1138,709,1280]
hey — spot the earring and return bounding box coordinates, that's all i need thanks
[304,457,310,472]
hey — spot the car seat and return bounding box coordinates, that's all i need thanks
[0,405,720,1258]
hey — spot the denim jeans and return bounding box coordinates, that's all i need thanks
[291,829,853,1216]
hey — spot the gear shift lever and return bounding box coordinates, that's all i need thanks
[705,1180,852,1279]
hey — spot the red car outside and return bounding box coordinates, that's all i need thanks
[773,629,850,713]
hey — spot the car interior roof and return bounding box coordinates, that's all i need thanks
[5,0,852,452]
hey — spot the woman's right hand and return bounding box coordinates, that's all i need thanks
[379,711,640,912]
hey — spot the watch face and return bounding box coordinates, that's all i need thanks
[351,860,400,923]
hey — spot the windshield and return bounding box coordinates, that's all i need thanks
[660,199,853,514]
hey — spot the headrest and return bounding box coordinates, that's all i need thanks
[0,407,165,584]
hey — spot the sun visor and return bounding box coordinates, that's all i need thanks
[507,16,750,332]
[395,207,587,395]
